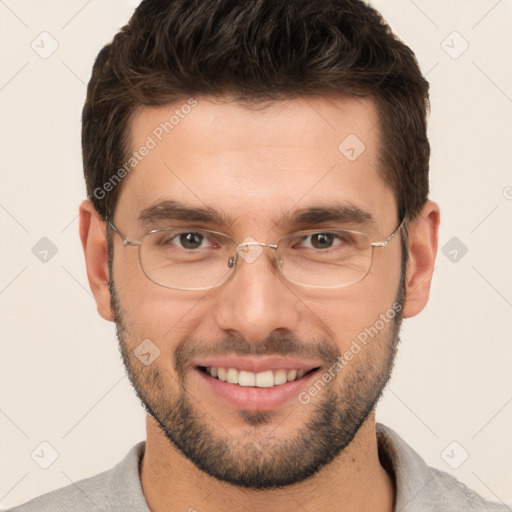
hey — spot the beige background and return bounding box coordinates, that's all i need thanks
[1,0,511,508]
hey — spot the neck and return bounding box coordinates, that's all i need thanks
[140,413,395,512]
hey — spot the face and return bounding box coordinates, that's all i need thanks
[109,95,405,488]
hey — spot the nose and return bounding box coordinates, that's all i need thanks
[213,244,300,344]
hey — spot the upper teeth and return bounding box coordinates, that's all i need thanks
[207,367,306,387]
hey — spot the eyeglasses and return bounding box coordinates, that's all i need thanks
[107,216,407,291]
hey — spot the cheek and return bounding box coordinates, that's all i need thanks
[297,262,401,351]
[114,265,211,356]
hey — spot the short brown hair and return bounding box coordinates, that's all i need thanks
[82,0,430,229]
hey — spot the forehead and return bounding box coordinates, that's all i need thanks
[116,95,395,234]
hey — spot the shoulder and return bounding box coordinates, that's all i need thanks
[424,466,509,511]
[377,423,510,512]
[7,472,111,512]
[7,442,148,512]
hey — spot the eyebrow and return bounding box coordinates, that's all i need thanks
[281,202,378,233]
[138,200,233,228]
[137,199,377,233]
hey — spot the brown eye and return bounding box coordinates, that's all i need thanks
[179,232,204,249]
[309,233,335,249]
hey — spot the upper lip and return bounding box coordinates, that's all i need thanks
[194,355,322,374]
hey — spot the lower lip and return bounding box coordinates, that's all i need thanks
[195,368,320,411]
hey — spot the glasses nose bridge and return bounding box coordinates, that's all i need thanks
[229,240,279,269]
[237,240,278,251]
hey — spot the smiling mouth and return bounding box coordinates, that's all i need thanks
[198,366,320,388]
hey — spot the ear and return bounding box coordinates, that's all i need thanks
[78,199,114,322]
[402,200,440,318]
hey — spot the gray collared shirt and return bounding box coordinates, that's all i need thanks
[7,423,510,511]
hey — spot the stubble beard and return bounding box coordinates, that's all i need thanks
[108,249,406,489]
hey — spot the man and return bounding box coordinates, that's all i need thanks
[9,0,509,511]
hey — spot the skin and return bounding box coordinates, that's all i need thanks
[79,95,439,511]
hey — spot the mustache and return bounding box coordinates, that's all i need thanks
[175,332,341,373]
